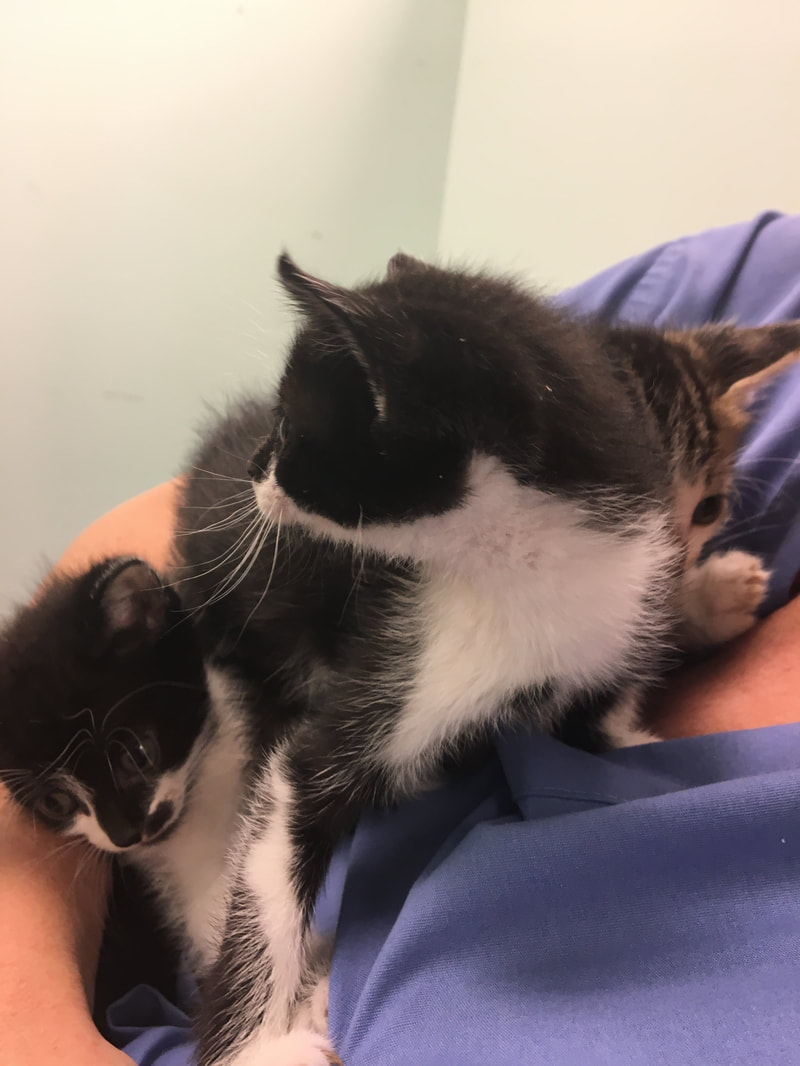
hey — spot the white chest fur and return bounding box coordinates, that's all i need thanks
[377,459,677,780]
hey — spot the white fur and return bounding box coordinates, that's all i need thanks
[207,745,339,1065]
[383,492,670,782]
[63,776,127,851]
[600,689,658,748]
[243,746,306,1034]
[70,807,125,852]
[134,665,251,969]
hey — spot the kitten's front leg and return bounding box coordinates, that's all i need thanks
[196,742,349,1066]
[681,550,769,648]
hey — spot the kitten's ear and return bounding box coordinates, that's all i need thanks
[277,253,387,418]
[277,253,371,330]
[681,323,800,403]
[386,251,427,280]
[90,558,173,655]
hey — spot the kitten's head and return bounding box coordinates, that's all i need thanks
[250,252,800,567]
[628,322,800,566]
[0,558,209,853]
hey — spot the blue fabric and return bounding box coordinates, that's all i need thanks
[113,212,800,1065]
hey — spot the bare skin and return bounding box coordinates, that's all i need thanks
[1,477,797,1063]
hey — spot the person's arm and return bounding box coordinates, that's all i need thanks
[0,480,180,1066]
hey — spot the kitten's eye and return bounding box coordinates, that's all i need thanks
[37,789,78,820]
[117,736,159,773]
[691,495,726,526]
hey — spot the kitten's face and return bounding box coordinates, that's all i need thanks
[0,560,209,853]
[251,253,800,567]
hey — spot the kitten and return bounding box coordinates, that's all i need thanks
[0,556,252,974]
[175,252,800,1066]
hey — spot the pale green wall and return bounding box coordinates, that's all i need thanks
[0,0,466,608]
[4,0,800,610]
[440,0,800,290]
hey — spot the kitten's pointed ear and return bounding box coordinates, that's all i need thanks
[90,558,173,655]
[277,253,369,328]
[386,251,427,280]
[681,323,800,402]
[714,325,800,414]
[277,253,388,418]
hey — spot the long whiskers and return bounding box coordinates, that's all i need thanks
[232,511,283,647]
[190,465,252,484]
[172,511,263,582]
[174,501,259,538]
[192,512,272,614]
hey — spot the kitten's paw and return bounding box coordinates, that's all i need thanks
[682,550,769,647]
[229,1028,340,1066]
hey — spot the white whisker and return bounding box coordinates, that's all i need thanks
[191,466,252,484]
[174,512,264,585]
[233,512,283,647]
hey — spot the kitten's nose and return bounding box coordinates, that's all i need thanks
[108,825,142,849]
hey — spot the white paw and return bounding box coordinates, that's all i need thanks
[682,550,769,647]
[229,1028,339,1066]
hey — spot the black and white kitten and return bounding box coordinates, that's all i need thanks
[175,253,800,1066]
[0,557,252,974]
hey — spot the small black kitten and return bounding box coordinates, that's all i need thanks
[0,557,252,974]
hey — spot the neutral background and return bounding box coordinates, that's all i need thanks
[2,0,800,609]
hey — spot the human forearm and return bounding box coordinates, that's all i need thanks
[0,789,134,1065]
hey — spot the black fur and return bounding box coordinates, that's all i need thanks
[180,255,800,1065]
